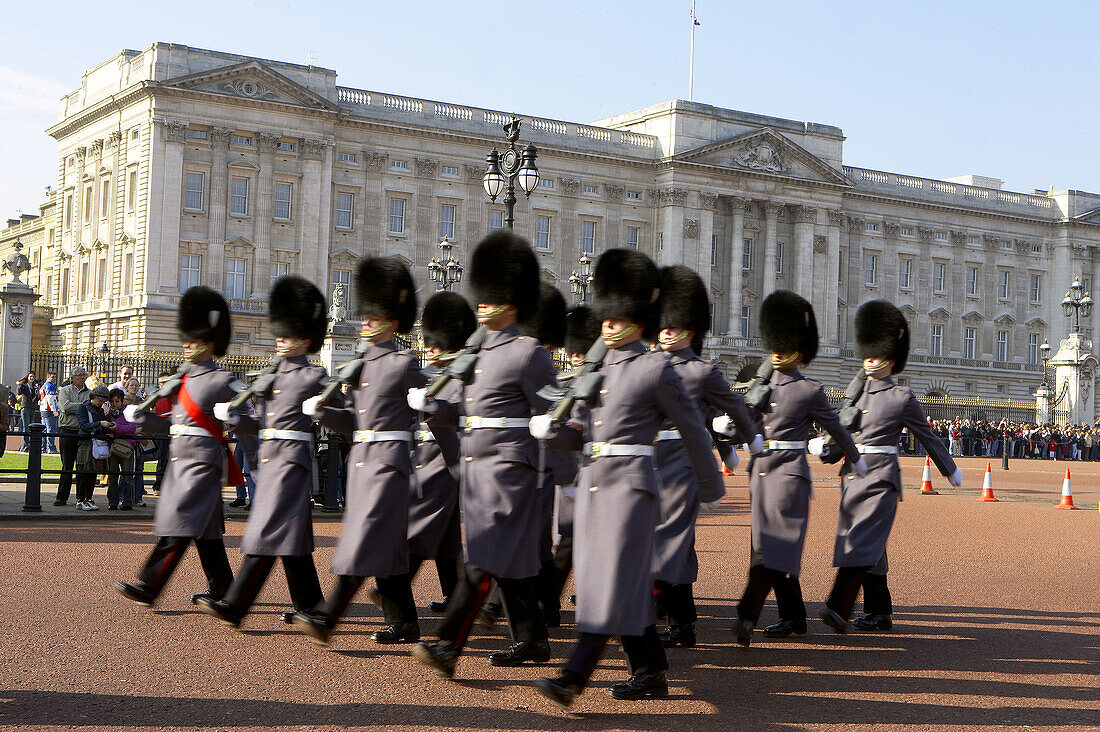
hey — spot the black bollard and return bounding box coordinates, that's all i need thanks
[323,433,341,512]
[1002,430,1010,470]
[22,424,44,512]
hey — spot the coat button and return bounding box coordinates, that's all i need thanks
[861,409,868,414]
[466,397,474,403]
[758,471,766,476]
[415,464,422,469]
[464,456,473,462]
[355,461,364,467]
[170,456,179,462]
[261,457,270,464]
[589,486,598,492]
[599,389,608,395]
[273,389,282,395]
[474,369,483,375]
[770,402,777,408]
[361,382,368,388]
[358,408,366,414]
[594,420,603,427]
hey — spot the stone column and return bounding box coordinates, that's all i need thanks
[207,127,232,285]
[726,197,749,334]
[318,318,359,376]
[251,133,279,298]
[1049,333,1098,426]
[156,120,187,293]
[299,138,328,288]
[761,201,782,298]
[793,204,816,302]
[825,209,843,343]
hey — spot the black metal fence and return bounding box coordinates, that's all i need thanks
[823,388,1040,424]
[27,349,282,392]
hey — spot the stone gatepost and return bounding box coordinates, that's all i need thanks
[318,284,359,375]
[1047,332,1099,426]
[0,242,41,388]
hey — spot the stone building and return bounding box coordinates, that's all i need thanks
[34,42,1100,407]
[0,202,57,349]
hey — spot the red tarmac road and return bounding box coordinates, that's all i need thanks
[1,457,1097,730]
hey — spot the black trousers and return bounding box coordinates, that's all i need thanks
[137,536,234,599]
[314,571,419,628]
[826,566,872,620]
[774,574,806,623]
[436,563,547,654]
[562,626,668,687]
[56,430,79,503]
[535,557,560,616]
[151,444,171,491]
[552,534,573,599]
[223,554,323,615]
[861,571,893,615]
[655,580,697,626]
[409,553,459,599]
[737,564,806,624]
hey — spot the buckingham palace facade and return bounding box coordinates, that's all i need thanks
[26,42,1100,404]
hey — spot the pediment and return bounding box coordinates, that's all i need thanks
[540,267,559,282]
[961,310,984,323]
[928,307,951,320]
[224,235,255,249]
[675,128,852,187]
[228,159,260,172]
[1072,205,1100,224]
[1026,317,1047,329]
[164,60,339,112]
[117,232,135,246]
[329,247,360,267]
[993,313,1016,326]
[899,304,917,320]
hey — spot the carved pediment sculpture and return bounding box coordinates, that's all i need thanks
[684,219,699,238]
[813,235,827,253]
[732,139,788,174]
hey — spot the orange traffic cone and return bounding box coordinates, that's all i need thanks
[721,462,733,477]
[918,457,938,495]
[977,462,998,502]
[1056,468,1079,509]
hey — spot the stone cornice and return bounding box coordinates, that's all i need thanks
[46,83,152,140]
[841,189,1061,228]
[664,158,852,193]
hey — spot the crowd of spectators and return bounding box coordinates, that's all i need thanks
[899,417,1100,461]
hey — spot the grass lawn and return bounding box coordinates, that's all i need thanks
[0,452,157,477]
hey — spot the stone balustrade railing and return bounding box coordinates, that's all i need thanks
[843,166,1055,211]
[335,86,658,151]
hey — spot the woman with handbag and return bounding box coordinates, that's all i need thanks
[106,388,139,510]
[75,386,114,511]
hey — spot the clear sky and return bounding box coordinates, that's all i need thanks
[1,0,1097,218]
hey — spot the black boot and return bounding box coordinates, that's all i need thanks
[412,640,459,679]
[196,597,245,628]
[763,618,807,638]
[534,671,583,709]
[488,639,551,667]
[427,598,449,613]
[658,624,696,648]
[280,610,295,624]
[852,613,893,631]
[608,671,668,700]
[115,581,156,607]
[292,610,336,646]
[372,622,421,644]
[819,607,850,634]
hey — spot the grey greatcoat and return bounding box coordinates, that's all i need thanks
[654,347,757,585]
[834,375,956,567]
[318,341,425,577]
[232,356,328,557]
[551,401,586,539]
[551,341,722,636]
[430,325,557,579]
[141,359,239,540]
[750,368,860,576]
[407,380,462,560]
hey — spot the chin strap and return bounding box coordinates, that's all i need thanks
[603,323,640,346]
[361,320,395,339]
[770,351,802,371]
[184,344,211,363]
[477,304,510,323]
[275,338,305,357]
[658,330,689,349]
[864,360,893,378]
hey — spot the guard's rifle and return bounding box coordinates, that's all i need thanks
[226,357,282,416]
[819,370,867,464]
[425,326,488,397]
[135,363,189,414]
[742,360,774,413]
[314,341,372,409]
[536,338,609,426]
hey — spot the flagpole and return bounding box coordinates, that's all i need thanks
[688,0,696,101]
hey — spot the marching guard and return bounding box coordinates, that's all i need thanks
[293,256,425,646]
[116,286,238,607]
[196,276,329,628]
[817,300,961,633]
[407,291,476,613]
[407,231,558,677]
[652,265,762,648]
[732,290,865,646]
[531,250,722,707]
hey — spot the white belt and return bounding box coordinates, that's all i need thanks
[352,430,412,443]
[170,424,216,439]
[584,442,654,458]
[463,416,529,431]
[260,428,313,442]
[417,429,436,442]
[765,440,807,451]
[857,444,898,455]
[654,430,682,442]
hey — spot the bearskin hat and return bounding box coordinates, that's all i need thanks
[591,249,661,339]
[467,230,540,321]
[269,276,327,354]
[855,299,910,374]
[421,291,476,353]
[519,283,567,348]
[355,256,417,334]
[178,286,231,357]
[659,265,711,354]
[564,305,601,357]
[760,289,819,365]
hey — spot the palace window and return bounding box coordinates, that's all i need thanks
[997,330,1008,362]
[123,252,133,293]
[933,262,946,292]
[65,193,73,229]
[626,190,640,200]
[273,182,293,221]
[742,238,753,271]
[964,327,976,359]
[276,141,295,152]
[864,253,877,285]
[391,160,408,170]
[84,185,93,223]
[180,254,201,291]
[1028,333,1039,364]
[270,262,289,287]
[186,129,207,140]
[441,165,458,176]
[711,234,718,267]
[184,172,204,212]
[935,231,948,242]
[389,198,405,234]
[1029,274,1042,303]
[225,258,247,300]
[931,324,943,356]
[625,225,639,251]
[230,177,249,216]
[966,266,979,296]
[338,152,357,163]
[335,193,354,230]
[488,210,504,231]
[540,179,555,190]
[439,203,456,240]
[776,242,784,274]
[899,258,912,290]
[537,216,552,251]
[96,255,107,299]
[1000,270,1010,299]
[740,306,750,338]
[128,170,137,211]
[233,135,252,146]
[582,184,598,194]
[100,180,110,218]
[581,221,596,254]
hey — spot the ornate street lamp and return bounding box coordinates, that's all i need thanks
[483,118,540,229]
[98,341,110,380]
[1060,276,1093,333]
[427,236,464,291]
[568,251,594,303]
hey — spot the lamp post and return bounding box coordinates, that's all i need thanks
[97,342,110,381]
[1060,277,1093,333]
[483,118,540,229]
[1039,340,1052,387]
[568,251,594,303]
[427,236,463,291]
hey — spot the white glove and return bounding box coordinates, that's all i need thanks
[807,437,825,457]
[302,395,326,419]
[213,402,231,422]
[747,434,764,455]
[852,457,869,477]
[529,414,559,440]
[407,387,437,413]
[561,485,577,501]
[123,405,144,424]
[700,499,722,513]
[948,468,963,487]
[722,450,739,472]
[711,415,735,437]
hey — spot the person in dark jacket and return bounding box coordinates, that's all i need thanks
[197,276,329,629]
[75,385,114,510]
